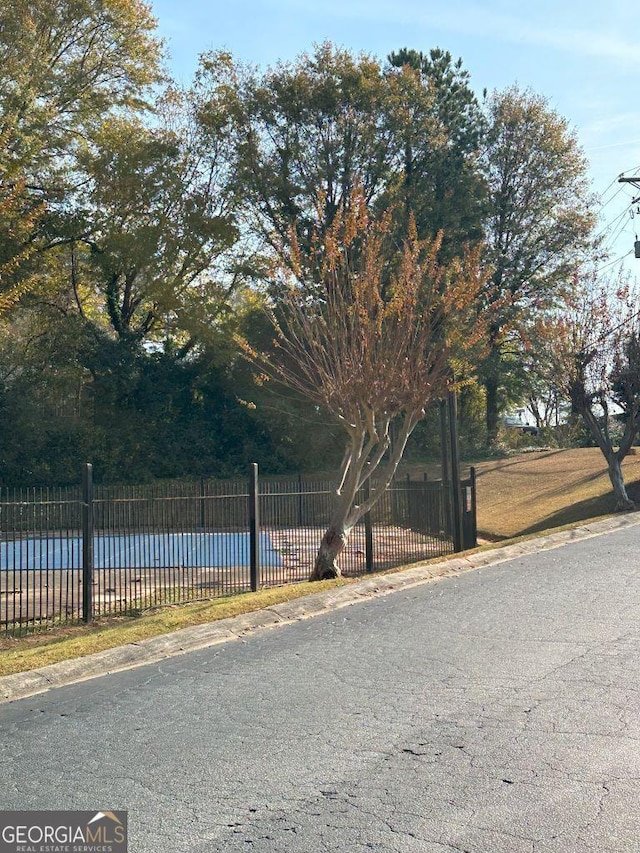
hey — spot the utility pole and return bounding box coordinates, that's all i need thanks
[618,176,640,195]
[618,176,640,258]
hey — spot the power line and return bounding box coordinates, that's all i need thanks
[597,180,628,210]
[597,175,621,199]
[591,169,640,252]
[619,163,640,178]
[601,209,634,251]
[594,164,640,210]
[596,183,628,215]
[594,204,632,242]
[618,175,640,205]
[594,249,633,275]
[595,301,640,346]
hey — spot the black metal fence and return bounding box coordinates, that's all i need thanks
[0,464,476,635]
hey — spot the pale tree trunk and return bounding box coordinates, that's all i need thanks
[574,391,637,512]
[483,325,502,447]
[485,374,500,446]
[310,440,363,581]
[311,522,352,580]
[606,453,635,512]
[310,408,422,580]
[310,477,357,579]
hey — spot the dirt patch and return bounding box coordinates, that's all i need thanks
[269,525,453,579]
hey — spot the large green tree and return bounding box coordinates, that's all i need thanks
[72,86,239,347]
[0,7,262,483]
[479,86,595,443]
[0,0,164,298]
[0,0,163,166]
[204,43,486,274]
[207,44,393,268]
[386,47,486,252]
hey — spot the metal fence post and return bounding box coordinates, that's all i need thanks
[447,390,464,552]
[298,472,304,526]
[82,462,94,623]
[199,477,206,531]
[439,398,452,539]
[364,479,374,573]
[249,463,260,592]
[439,399,449,483]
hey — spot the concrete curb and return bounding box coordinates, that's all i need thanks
[2,511,640,704]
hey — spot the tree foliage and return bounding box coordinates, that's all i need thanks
[73,87,239,345]
[479,86,595,443]
[387,47,486,250]
[0,0,165,312]
[241,191,486,577]
[0,21,610,495]
[208,44,392,264]
[541,280,640,509]
[207,43,486,276]
[0,0,163,156]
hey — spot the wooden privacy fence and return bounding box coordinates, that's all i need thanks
[0,464,476,635]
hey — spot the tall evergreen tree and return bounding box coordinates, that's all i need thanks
[387,47,486,253]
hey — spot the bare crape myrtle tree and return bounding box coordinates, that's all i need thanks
[243,191,485,579]
[543,280,640,511]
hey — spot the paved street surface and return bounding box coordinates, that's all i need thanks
[3,525,640,852]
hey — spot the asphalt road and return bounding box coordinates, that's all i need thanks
[3,525,640,852]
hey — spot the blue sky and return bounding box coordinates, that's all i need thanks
[150,0,640,275]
